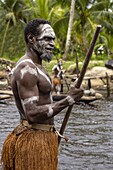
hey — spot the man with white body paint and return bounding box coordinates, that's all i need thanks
[52,59,64,94]
[1,18,83,170]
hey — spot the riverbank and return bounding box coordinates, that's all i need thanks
[0,59,113,100]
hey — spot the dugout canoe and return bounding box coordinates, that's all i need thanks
[0,89,13,101]
[52,93,103,104]
[0,89,103,104]
[0,94,11,100]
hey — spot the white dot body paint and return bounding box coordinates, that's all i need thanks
[66,96,75,106]
[47,106,53,117]
[22,96,39,105]
[20,65,37,79]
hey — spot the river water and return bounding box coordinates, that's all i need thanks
[0,98,113,170]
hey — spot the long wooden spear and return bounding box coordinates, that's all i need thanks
[58,25,101,145]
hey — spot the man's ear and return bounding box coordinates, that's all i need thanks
[27,33,36,44]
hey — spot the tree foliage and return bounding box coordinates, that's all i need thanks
[0,0,113,61]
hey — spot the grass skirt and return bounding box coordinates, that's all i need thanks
[1,128,58,170]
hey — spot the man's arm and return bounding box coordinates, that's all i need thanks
[16,64,83,124]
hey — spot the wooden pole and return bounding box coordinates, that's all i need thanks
[58,25,101,145]
[106,72,110,98]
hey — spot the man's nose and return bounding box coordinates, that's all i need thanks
[49,39,55,47]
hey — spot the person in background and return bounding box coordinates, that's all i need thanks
[1,18,83,170]
[52,59,64,94]
[6,63,13,88]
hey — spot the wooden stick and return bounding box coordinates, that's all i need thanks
[58,25,101,145]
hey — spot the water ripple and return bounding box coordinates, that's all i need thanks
[0,99,113,170]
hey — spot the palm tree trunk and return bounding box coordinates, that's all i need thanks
[63,0,75,60]
[82,27,88,54]
[0,20,10,57]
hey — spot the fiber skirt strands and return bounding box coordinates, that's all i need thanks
[1,128,58,170]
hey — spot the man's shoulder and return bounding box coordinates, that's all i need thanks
[13,58,38,83]
[15,58,36,70]
[13,58,37,78]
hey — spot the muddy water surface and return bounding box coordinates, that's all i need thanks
[0,98,113,170]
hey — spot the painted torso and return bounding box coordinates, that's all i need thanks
[12,58,54,124]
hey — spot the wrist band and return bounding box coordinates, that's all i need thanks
[66,96,75,106]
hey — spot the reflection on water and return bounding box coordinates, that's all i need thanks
[0,98,113,170]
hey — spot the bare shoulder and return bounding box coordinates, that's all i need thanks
[13,58,38,85]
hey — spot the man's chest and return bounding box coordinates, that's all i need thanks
[36,66,52,94]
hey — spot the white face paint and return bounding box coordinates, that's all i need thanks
[33,24,56,62]
[38,24,56,40]
[20,65,37,79]
[22,96,39,105]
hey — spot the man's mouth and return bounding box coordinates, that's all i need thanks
[45,47,54,53]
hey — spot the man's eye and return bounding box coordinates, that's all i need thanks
[43,37,55,41]
[44,37,50,41]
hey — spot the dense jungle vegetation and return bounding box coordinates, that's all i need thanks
[0,0,113,65]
